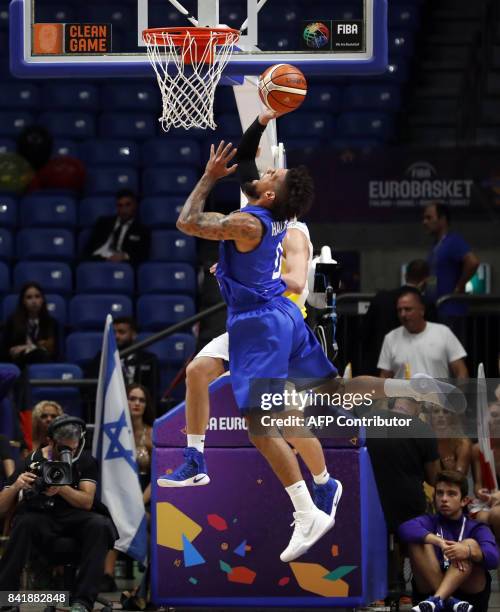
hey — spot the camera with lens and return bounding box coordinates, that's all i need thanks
[23,446,73,509]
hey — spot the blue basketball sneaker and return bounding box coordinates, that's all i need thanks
[157,447,210,487]
[412,596,445,612]
[445,598,473,612]
[312,477,343,521]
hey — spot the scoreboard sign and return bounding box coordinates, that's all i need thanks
[32,22,111,55]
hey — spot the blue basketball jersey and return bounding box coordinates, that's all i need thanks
[215,205,287,312]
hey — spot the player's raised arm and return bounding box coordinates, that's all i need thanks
[176,141,262,244]
[236,108,280,184]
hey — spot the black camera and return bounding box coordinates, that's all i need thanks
[23,446,74,509]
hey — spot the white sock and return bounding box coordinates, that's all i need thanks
[313,468,330,485]
[285,480,315,513]
[187,434,205,453]
[384,378,420,401]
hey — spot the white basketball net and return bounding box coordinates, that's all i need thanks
[143,29,239,131]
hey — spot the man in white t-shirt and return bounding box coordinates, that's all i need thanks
[378,288,469,379]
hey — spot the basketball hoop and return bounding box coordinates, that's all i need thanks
[143,27,240,131]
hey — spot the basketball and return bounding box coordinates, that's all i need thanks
[258,64,307,113]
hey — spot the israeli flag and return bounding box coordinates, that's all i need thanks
[92,314,148,564]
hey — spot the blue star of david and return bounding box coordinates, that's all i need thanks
[102,410,136,471]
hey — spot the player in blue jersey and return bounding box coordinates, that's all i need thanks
[169,109,464,562]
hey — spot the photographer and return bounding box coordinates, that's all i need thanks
[0,416,117,612]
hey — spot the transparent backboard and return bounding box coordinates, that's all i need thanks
[10,0,387,78]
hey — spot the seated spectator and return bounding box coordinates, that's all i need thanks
[361,259,438,375]
[30,400,64,453]
[378,289,469,379]
[83,189,150,265]
[399,470,498,612]
[86,317,159,404]
[103,384,153,598]
[470,401,500,539]
[429,406,472,475]
[2,282,59,367]
[0,415,117,612]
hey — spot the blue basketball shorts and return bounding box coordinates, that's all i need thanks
[227,296,338,413]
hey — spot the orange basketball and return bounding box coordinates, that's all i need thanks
[258,64,307,113]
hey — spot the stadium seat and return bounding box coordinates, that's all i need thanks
[142,167,199,196]
[0,7,9,30]
[137,295,195,331]
[16,228,75,261]
[38,112,96,139]
[69,294,133,330]
[99,113,156,140]
[215,113,241,137]
[101,83,159,112]
[53,139,81,158]
[84,4,133,29]
[337,112,395,140]
[0,261,9,295]
[0,112,34,137]
[0,83,40,110]
[0,229,13,260]
[78,196,116,227]
[142,138,201,166]
[85,167,138,195]
[3,293,67,326]
[150,231,196,263]
[42,83,99,111]
[388,4,421,28]
[35,3,76,21]
[77,229,91,257]
[138,332,196,366]
[0,138,15,154]
[214,88,237,113]
[282,139,321,155]
[343,85,401,111]
[137,263,196,295]
[260,5,298,28]
[219,3,246,28]
[388,29,415,57]
[13,262,73,295]
[303,86,342,112]
[76,262,134,295]
[80,140,140,166]
[0,195,17,228]
[28,363,84,418]
[65,332,103,367]
[256,31,292,51]
[279,112,334,139]
[19,194,77,228]
[140,196,184,228]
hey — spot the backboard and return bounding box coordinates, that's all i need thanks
[10,0,388,78]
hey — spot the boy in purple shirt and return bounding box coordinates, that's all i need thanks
[399,470,498,612]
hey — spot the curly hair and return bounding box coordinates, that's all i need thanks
[32,400,63,450]
[273,165,315,221]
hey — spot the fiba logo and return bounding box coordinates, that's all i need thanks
[303,22,330,49]
[405,161,437,179]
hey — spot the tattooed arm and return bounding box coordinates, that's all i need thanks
[176,141,263,246]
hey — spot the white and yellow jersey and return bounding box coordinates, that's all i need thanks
[282,220,313,318]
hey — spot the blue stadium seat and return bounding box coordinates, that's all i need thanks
[215,113,241,136]
[16,228,74,261]
[85,167,138,195]
[214,88,237,113]
[137,295,195,331]
[303,86,342,112]
[137,263,196,295]
[149,2,188,27]
[342,85,401,111]
[0,229,13,260]
[0,138,15,154]
[65,332,103,367]
[219,3,246,28]
[150,231,196,263]
[0,83,40,110]
[337,112,395,140]
[388,29,415,57]
[279,112,334,139]
[140,196,183,228]
[256,31,293,51]
[35,3,76,21]
[138,332,196,366]
[0,261,9,295]
[77,229,91,257]
[42,83,99,111]
[210,179,240,205]
[81,140,140,166]
[19,194,77,228]
[388,4,421,28]
[0,7,9,30]
[101,83,159,112]
[76,262,134,295]
[69,294,132,330]
[53,139,81,158]
[99,113,156,140]
[261,4,298,28]
[282,138,321,155]
[0,112,34,136]
[0,195,17,228]
[38,112,95,139]
[79,196,116,227]
[142,138,201,166]
[3,293,66,326]
[13,262,73,295]
[28,363,84,418]
[83,4,133,29]
[142,167,199,196]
